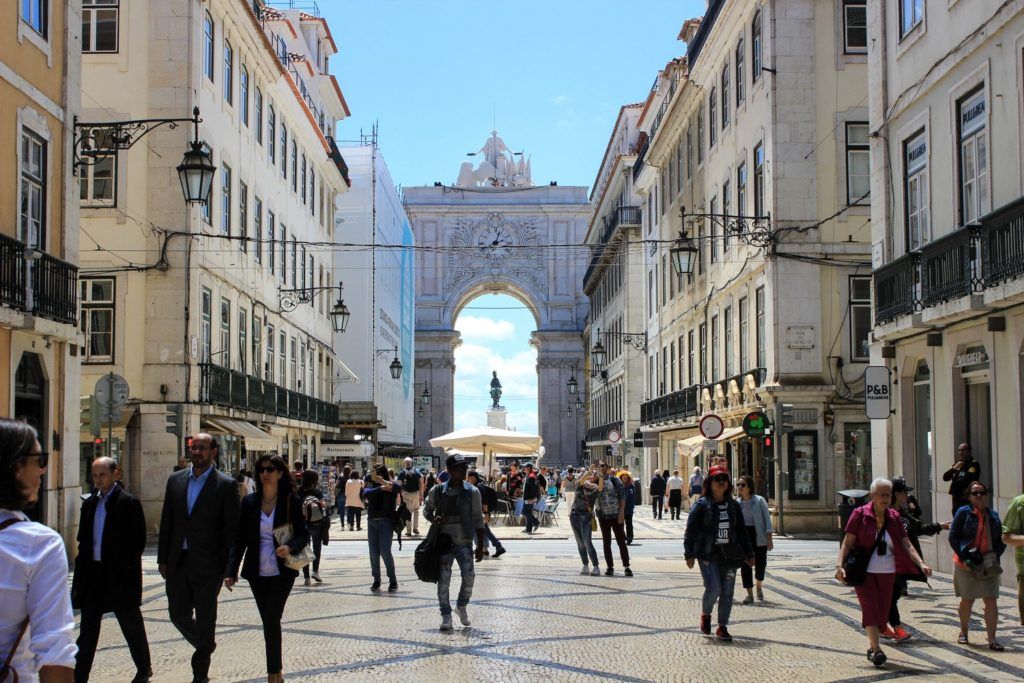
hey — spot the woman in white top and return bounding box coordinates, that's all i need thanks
[0,419,77,682]
[343,472,365,531]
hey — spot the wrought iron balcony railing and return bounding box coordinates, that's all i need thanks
[585,421,624,444]
[981,196,1024,287]
[199,363,339,426]
[0,233,26,311]
[873,252,919,324]
[0,233,78,325]
[920,224,980,307]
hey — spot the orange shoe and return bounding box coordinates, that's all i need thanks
[879,625,897,640]
[892,626,912,643]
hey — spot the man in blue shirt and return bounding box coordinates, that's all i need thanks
[72,457,151,682]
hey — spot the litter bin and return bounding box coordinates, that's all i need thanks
[837,489,869,542]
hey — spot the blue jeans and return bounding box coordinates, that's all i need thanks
[346,507,362,529]
[437,544,475,615]
[523,503,539,532]
[698,559,738,626]
[481,523,502,551]
[367,518,396,582]
[569,511,599,566]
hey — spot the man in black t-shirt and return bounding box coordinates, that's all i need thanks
[397,457,424,536]
[467,470,506,560]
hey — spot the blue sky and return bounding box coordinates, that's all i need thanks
[323,1,703,433]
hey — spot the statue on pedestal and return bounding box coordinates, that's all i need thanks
[489,371,502,408]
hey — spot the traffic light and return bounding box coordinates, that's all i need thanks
[763,435,773,448]
[632,430,644,448]
[775,403,795,434]
[165,404,182,436]
[81,396,101,437]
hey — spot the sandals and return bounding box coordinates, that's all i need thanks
[957,632,969,645]
[988,642,1005,651]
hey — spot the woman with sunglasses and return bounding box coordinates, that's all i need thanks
[364,464,401,592]
[0,420,77,681]
[735,475,773,604]
[836,477,931,667]
[683,464,754,642]
[948,481,1006,650]
[225,454,309,683]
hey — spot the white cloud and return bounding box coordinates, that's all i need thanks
[455,316,516,343]
[551,94,569,106]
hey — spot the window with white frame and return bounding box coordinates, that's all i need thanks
[280,124,288,178]
[755,286,766,368]
[301,153,307,204]
[739,296,749,371]
[79,127,115,207]
[737,162,747,219]
[238,182,248,252]
[843,0,867,53]
[846,122,870,204]
[735,39,745,105]
[279,331,286,387]
[958,88,989,226]
[81,278,114,363]
[721,64,730,129]
[904,131,929,250]
[20,130,46,248]
[290,238,297,287]
[688,329,695,386]
[290,338,298,390]
[900,0,924,38]
[268,211,276,272]
[254,88,263,143]
[754,143,765,216]
[709,90,717,147]
[722,180,731,251]
[82,0,118,53]
[254,197,263,264]
[266,324,275,382]
[220,298,231,367]
[697,109,705,163]
[238,308,247,373]
[223,40,233,104]
[267,104,276,161]
[253,316,262,379]
[201,288,212,363]
[221,164,231,235]
[752,11,762,82]
[279,225,287,282]
[699,323,707,383]
[21,0,47,37]
[711,314,720,380]
[709,196,719,263]
[291,141,298,192]
[849,276,871,362]
[203,11,214,82]
[240,65,249,125]
[724,306,734,376]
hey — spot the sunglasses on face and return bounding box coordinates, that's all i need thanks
[256,466,277,474]
[712,475,730,483]
[25,451,48,468]
[969,490,987,497]
[736,483,747,488]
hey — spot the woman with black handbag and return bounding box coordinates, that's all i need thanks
[225,454,310,683]
[683,465,754,642]
[948,481,1006,650]
[364,464,401,592]
[836,477,931,668]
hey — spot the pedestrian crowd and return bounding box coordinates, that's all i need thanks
[4,420,1024,680]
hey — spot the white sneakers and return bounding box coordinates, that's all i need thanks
[455,606,471,627]
[440,615,453,631]
[590,566,601,576]
[311,572,322,584]
[580,565,590,575]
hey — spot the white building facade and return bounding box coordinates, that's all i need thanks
[634,0,872,533]
[868,0,1024,580]
[332,141,415,468]
[78,0,350,526]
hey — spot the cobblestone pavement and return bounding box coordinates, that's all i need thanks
[84,509,1024,682]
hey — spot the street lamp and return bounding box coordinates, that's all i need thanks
[566,372,578,395]
[75,106,215,205]
[591,338,607,368]
[375,347,402,380]
[670,229,698,276]
[575,397,584,411]
[279,280,350,333]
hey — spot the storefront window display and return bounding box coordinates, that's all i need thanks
[841,423,871,492]
[788,431,818,499]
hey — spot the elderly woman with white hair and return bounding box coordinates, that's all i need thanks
[836,477,931,667]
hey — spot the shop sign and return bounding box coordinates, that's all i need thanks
[954,346,989,372]
[864,365,892,420]
[699,414,725,439]
[742,411,768,437]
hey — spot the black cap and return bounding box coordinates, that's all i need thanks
[522,463,534,471]
[445,453,469,469]
[891,477,913,493]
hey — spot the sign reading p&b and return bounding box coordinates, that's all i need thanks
[864,366,892,420]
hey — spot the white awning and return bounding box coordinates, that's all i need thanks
[205,418,278,452]
[718,426,746,441]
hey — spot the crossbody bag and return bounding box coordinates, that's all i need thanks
[1,518,29,683]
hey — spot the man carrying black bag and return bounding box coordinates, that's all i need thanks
[422,454,485,631]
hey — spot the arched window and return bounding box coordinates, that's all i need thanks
[223,39,234,103]
[203,12,214,82]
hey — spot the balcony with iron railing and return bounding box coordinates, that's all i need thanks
[0,233,78,325]
[639,367,767,427]
[874,197,1024,326]
[583,206,642,291]
[585,421,624,444]
[199,363,339,426]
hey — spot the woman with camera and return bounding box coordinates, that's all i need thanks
[948,481,1006,650]
[364,464,401,592]
[836,478,931,667]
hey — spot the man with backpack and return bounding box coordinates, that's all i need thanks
[397,457,424,536]
[423,454,485,631]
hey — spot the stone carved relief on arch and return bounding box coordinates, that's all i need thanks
[443,213,548,295]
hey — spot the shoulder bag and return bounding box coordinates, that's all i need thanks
[1,518,29,683]
[844,524,887,587]
[272,497,314,571]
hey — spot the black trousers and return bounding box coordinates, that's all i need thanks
[888,576,908,627]
[598,516,630,568]
[668,490,683,519]
[166,562,223,680]
[739,526,769,589]
[303,525,324,578]
[75,604,151,682]
[651,495,664,519]
[249,574,296,675]
[624,511,634,544]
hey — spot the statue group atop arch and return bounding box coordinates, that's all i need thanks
[456,130,533,188]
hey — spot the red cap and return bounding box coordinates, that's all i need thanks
[708,464,729,478]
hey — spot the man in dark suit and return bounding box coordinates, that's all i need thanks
[158,433,240,683]
[72,457,151,683]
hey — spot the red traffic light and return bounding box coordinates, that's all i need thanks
[93,437,104,445]
[763,435,773,448]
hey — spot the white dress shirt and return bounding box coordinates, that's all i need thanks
[0,509,77,680]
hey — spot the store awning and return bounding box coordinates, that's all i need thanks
[719,426,746,441]
[205,417,278,452]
